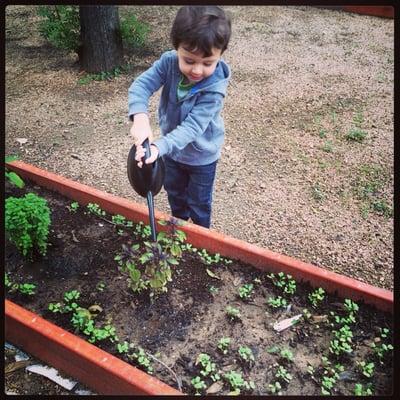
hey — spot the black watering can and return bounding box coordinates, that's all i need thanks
[127,139,165,241]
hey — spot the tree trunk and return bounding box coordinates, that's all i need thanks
[78,6,123,73]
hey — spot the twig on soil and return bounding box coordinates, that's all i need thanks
[145,351,182,392]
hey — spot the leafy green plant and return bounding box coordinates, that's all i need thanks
[267,296,287,309]
[86,202,106,217]
[267,380,282,394]
[329,325,353,356]
[117,341,129,354]
[370,328,393,362]
[225,306,241,321]
[346,127,367,142]
[191,376,207,395]
[37,6,80,52]
[217,337,231,355]
[357,361,374,378]
[157,217,186,258]
[195,353,220,382]
[308,287,325,308]
[5,156,25,188]
[119,13,150,48]
[354,382,373,396]
[5,273,37,296]
[129,346,153,374]
[267,272,296,295]
[280,348,294,363]
[67,201,79,213]
[5,192,51,258]
[223,370,255,395]
[319,356,344,395]
[275,365,292,383]
[238,346,255,363]
[238,283,254,300]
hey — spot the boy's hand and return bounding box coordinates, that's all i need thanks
[135,144,159,168]
[130,113,153,146]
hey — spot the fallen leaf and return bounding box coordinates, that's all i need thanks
[16,138,28,145]
[206,268,221,280]
[206,381,224,394]
[5,360,31,374]
[26,364,77,390]
[311,315,328,324]
[71,230,79,243]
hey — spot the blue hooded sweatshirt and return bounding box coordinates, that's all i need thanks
[128,50,231,166]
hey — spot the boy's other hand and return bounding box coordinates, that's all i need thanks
[135,144,159,168]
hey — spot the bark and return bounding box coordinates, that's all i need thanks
[78,6,123,73]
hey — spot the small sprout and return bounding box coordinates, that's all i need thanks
[208,285,219,294]
[238,283,254,300]
[267,272,296,295]
[238,346,255,363]
[280,348,294,362]
[226,306,241,321]
[267,296,287,309]
[275,365,292,383]
[96,282,106,291]
[357,361,374,378]
[191,376,207,395]
[308,287,325,308]
[117,341,129,354]
[267,381,282,394]
[217,337,231,354]
[68,201,79,213]
[354,382,373,396]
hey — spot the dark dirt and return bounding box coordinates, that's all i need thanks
[5,180,393,396]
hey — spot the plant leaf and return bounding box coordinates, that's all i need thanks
[5,171,25,188]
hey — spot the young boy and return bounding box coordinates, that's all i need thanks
[128,6,231,228]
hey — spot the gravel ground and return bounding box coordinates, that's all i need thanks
[5,6,393,291]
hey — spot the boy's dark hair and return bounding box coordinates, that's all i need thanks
[171,6,231,57]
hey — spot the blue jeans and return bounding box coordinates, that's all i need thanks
[163,156,218,228]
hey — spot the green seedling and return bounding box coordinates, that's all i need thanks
[267,381,282,394]
[280,348,294,363]
[68,201,79,213]
[96,282,106,291]
[267,296,287,309]
[370,328,393,361]
[208,285,219,294]
[275,365,292,383]
[238,283,254,300]
[116,341,130,354]
[217,337,231,354]
[267,272,296,295]
[308,287,325,308]
[191,376,207,395]
[86,202,106,217]
[223,370,255,394]
[238,346,255,363]
[329,325,353,356]
[195,353,220,382]
[354,382,373,396]
[226,306,241,321]
[357,361,374,378]
[129,346,153,374]
[18,283,37,295]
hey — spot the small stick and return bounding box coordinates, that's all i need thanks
[145,352,182,392]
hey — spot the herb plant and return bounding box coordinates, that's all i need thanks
[238,346,255,363]
[267,272,296,296]
[191,376,207,395]
[5,192,51,258]
[226,306,241,321]
[223,370,255,395]
[238,283,254,300]
[308,287,325,308]
[217,337,231,355]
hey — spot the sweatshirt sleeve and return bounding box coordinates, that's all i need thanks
[127,52,171,120]
[153,92,224,157]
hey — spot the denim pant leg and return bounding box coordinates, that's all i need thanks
[163,157,190,221]
[187,161,218,228]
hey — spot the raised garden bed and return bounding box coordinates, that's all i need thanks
[5,161,394,396]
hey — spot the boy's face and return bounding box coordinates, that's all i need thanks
[177,44,222,84]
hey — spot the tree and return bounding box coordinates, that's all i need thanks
[78,6,123,73]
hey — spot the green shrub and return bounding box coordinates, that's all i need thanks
[119,13,150,48]
[5,193,51,258]
[37,5,80,52]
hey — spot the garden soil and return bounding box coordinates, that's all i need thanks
[5,180,393,395]
[5,5,394,395]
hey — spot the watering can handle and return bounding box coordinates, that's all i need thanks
[142,138,151,165]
